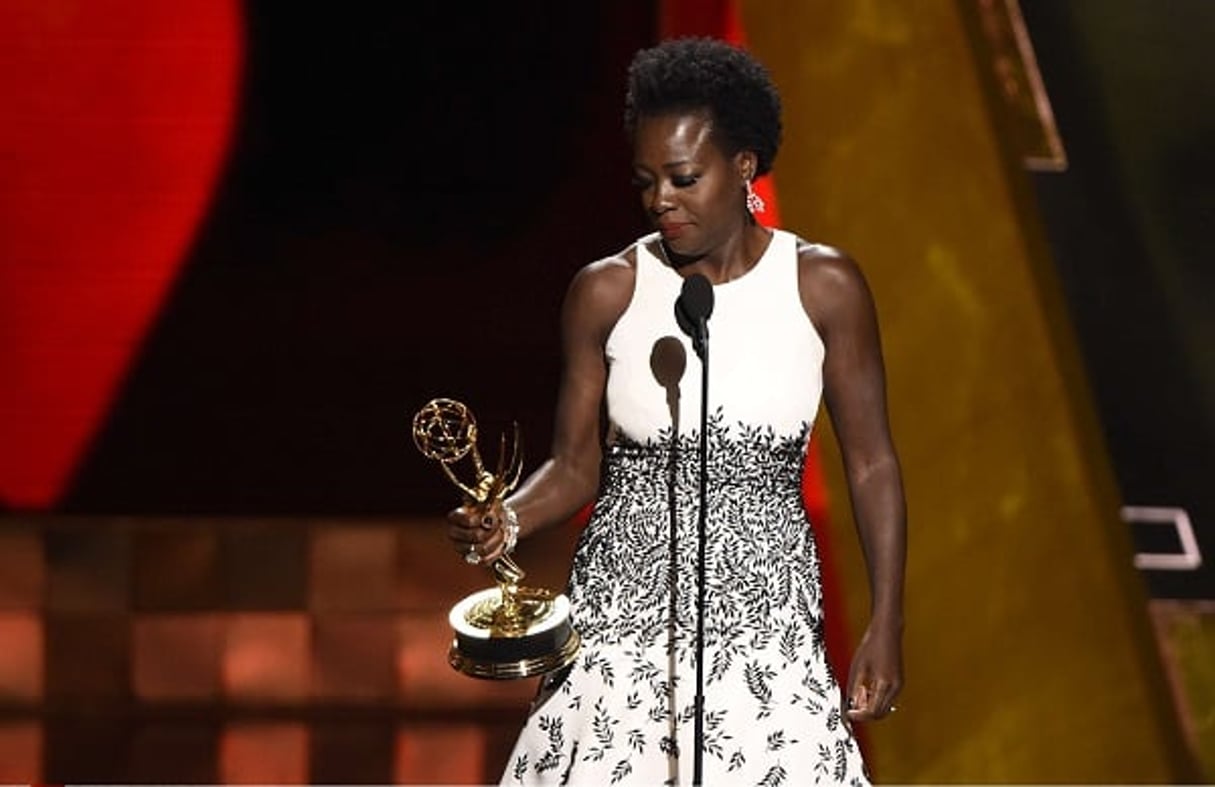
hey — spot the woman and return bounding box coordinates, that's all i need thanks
[449,37,905,785]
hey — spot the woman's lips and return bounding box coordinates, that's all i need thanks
[659,222,689,239]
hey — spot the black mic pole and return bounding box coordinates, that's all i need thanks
[693,319,708,787]
[675,272,713,786]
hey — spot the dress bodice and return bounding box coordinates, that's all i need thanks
[604,229,825,444]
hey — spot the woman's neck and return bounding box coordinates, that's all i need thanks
[662,222,772,284]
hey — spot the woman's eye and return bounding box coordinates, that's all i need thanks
[672,174,698,188]
[631,177,652,190]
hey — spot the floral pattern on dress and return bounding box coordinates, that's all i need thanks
[502,415,868,786]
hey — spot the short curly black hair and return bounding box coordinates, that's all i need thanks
[624,37,782,178]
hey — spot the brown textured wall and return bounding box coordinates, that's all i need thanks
[741,0,1192,781]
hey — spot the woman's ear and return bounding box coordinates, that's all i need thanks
[735,150,759,182]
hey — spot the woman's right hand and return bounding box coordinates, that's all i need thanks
[446,501,508,566]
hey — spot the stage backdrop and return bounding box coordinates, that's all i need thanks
[1019,0,1215,603]
[742,0,1198,780]
[1,3,654,516]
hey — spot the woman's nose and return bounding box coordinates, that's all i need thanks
[648,181,674,215]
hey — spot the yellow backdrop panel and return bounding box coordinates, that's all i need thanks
[741,0,1192,781]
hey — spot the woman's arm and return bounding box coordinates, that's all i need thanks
[447,253,635,563]
[800,244,907,722]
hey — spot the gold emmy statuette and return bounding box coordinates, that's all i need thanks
[412,398,580,679]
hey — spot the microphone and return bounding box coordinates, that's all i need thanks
[674,274,714,359]
[673,272,714,785]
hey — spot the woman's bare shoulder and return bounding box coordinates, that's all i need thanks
[794,237,874,331]
[561,243,640,339]
[796,237,862,282]
[567,243,638,311]
[581,242,638,279]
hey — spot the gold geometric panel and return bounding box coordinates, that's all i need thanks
[969,0,1067,170]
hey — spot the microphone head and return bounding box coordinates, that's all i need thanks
[675,273,714,340]
[680,274,714,321]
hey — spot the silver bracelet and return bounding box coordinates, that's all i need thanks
[501,500,520,555]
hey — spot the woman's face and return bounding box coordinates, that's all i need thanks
[631,111,751,258]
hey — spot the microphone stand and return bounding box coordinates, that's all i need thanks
[673,269,714,786]
[692,322,708,787]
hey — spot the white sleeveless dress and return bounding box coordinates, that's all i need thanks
[502,230,868,786]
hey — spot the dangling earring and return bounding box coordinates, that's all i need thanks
[745,179,766,214]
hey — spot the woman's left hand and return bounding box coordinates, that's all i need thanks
[845,618,903,723]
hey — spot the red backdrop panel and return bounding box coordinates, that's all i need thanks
[0,0,242,508]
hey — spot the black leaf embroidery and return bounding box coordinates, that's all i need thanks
[779,625,804,666]
[630,660,660,685]
[745,660,776,718]
[535,751,560,774]
[594,711,615,746]
[834,738,849,781]
[533,715,566,775]
[599,658,616,687]
[710,647,731,683]
[759,763,788,787]
[704,725,727,760]
[585,697,617,762]
[512,753,527,781]
[803,674,828,699]
[814,743,831,776]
